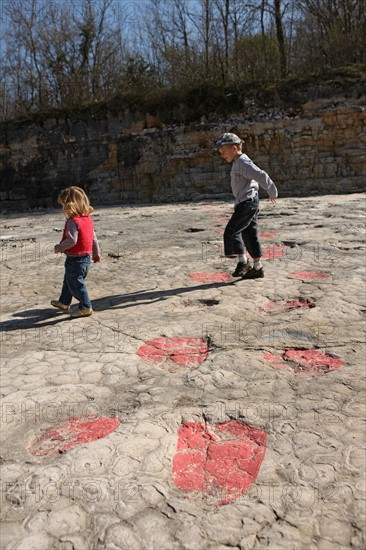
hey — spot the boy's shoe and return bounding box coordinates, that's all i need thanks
[70,307,93,318]
[51,300,70,311]
[241,267,264,279]
[232,262,251,277]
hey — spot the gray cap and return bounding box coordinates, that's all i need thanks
[215,132,242,149]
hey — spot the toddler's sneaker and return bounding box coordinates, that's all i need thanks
[241,267,264,279]
[70,307,93,318]
[51,300,70,311]
[232,262,251,277]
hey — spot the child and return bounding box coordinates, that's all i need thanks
[215,133,278,279]
[52,186,101,317]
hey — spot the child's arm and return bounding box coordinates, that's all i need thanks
[92,231,101,262]
[242,161,278,200]
[54,219,78,253]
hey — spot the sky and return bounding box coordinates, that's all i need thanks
[0,0,148,58]
[0,0,206,62]
[0,0,146,27]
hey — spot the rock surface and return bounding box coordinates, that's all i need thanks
[1,103,365,210]
[0,193,365,548]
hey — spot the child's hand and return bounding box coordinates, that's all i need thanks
[269,198,277,204]
[93,254,101,263]
[54,244,61,253]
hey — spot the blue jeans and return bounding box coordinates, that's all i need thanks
[59,255,92,309]
[224,198,262,258]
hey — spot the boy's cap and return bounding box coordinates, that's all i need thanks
[215,133,242,149]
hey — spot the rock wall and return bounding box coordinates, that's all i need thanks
[0,104,365,210]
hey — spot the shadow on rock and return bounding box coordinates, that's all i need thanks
[1,307,71,333]
[0,280,236,332]
[91,280,236,311]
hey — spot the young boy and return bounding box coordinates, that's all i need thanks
[215,133,278,279]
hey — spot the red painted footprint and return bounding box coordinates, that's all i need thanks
[172,420,267,506]
[289,271,329,280]
[258,232,276,238]
[208,226,225,234]
[137,337,209,372]
[264,349,345,376]
[257,299,316,314]
[188,272,231,283]
[29,415,120,457]
[261,245,286,259]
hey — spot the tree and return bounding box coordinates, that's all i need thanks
[1,0,364,120]
[2,0,126,115]
[274,0,287,76]
[296,0,366,67]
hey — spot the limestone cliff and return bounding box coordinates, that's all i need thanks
[0,102,365,210]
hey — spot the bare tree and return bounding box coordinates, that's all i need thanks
[5,0,47,111]
[297,0,366,66]
[1,0,364,119]
[2,0,126,115]
[274,0,287,76]
[144,0,195,86]
[213,0,231,83]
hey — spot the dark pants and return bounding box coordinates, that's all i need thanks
[224,198,262,258]
[59,255,92,309]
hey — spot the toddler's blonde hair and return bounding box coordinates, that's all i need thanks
[58,186,93,218]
